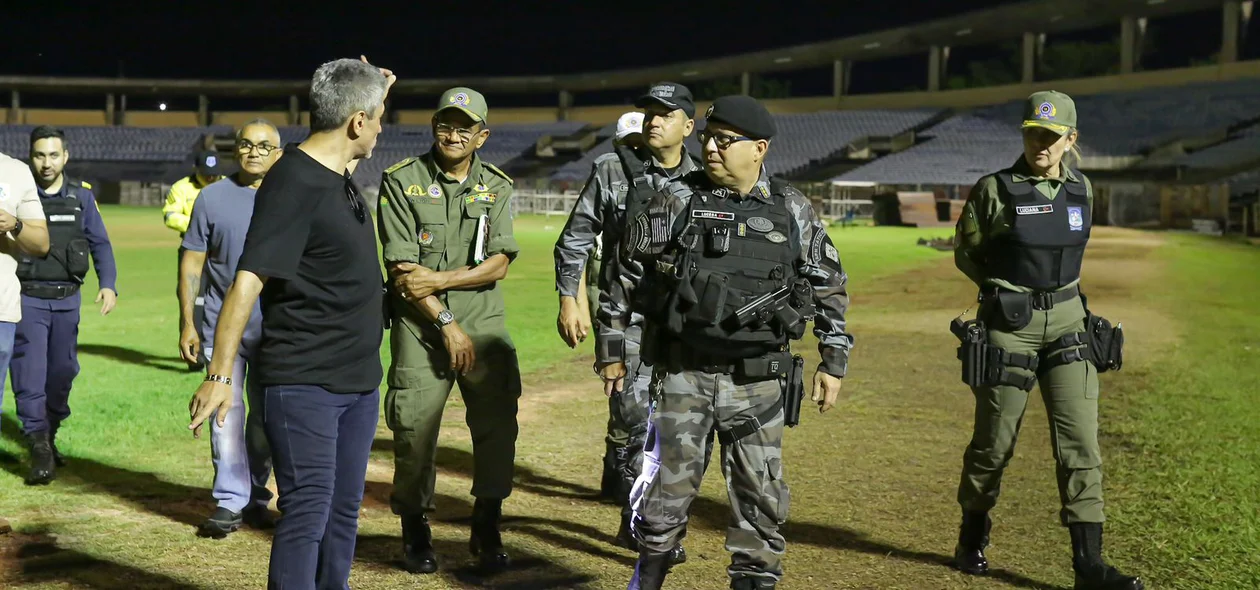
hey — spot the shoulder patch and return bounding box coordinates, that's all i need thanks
[484,162,514,185]
[80,181,92,189]
[384,157,417,176]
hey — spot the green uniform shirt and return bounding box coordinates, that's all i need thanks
[954,156,1094,293]
[377,150,519,340]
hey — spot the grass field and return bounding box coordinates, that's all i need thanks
[0,206,1255,589]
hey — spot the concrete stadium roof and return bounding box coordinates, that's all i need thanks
[0,0,1227,97]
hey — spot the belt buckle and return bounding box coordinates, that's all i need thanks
[1032,291,1053,311]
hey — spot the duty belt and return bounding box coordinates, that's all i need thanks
[21,282,80,300]
[665,340,791,379]
[984,284,1079,311]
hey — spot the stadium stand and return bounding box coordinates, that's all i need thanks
[552,109,942,181]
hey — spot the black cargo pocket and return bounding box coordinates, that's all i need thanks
[66,239,90,277]
[995,291,1033,331]
[383,367,421,432]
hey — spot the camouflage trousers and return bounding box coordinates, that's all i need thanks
[630,367,788,583]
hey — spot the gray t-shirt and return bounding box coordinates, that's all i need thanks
[182,177,262,355]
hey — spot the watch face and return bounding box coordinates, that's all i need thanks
[438,311,454,324]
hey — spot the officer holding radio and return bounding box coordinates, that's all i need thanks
[15,126,117,486]
[621,95,852,590]
[950,90,1141,590]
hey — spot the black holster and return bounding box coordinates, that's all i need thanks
[950,318,1039,392]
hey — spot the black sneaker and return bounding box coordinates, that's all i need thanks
[197,507,243,539]
[242,505,276,530]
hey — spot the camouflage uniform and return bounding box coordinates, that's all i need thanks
[553,147,702,493]
[627,169,853,586]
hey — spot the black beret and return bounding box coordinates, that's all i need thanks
[703,95,776,140]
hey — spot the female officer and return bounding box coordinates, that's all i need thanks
[950,90,1142,590]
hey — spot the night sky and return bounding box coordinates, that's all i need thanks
[0,0,1243,109]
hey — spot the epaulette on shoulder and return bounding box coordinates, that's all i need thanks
[484,162,514,185]
[383,157,417,176]
[78,180,92,189]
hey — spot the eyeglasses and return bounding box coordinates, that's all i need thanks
[237,141,279,156]
[344,175,366,224]
[434,123,479,141]
[698,129,753,150]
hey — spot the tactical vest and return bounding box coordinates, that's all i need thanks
[656,179,810,358]
[987,170,1091,291]
[17,180,90,284]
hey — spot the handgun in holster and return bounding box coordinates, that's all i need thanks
[783,354,805,428]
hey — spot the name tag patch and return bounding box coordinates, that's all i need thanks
[1068,206,1084,231]
[692,210,736,221]
[1015,204,1054,215]
[48,214,77,222]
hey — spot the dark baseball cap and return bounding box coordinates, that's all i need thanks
[195,150,224,176]
[703,95,777,140]
[635,82,696,118]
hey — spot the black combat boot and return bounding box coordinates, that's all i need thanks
[615,509,640,551]
[469,498,510,571]
[49,422,65,467]
[25,431,56,486]
[1069,523,1144,590]
[401,514,438,573]
[731,576,777,589]
[628,551,672,590]
[953,510,991,575]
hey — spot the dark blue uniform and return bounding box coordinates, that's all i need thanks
[11,178,117,436]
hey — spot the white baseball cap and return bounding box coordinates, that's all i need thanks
[615,112,644,140]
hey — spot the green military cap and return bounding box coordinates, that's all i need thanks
[437,87,489,124]
[1021,90,1077,135]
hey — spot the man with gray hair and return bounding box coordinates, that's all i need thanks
[179,119,282,539]
[188,57,394,589]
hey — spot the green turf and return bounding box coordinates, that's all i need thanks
[0,206,1252,589]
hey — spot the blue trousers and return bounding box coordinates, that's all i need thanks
[205,346,272,514]
[11,305,78,434]
[0,321,17,407]
[264,385,379,590]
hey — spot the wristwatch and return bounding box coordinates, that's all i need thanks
[12,219,22,236]
[436,309,455,327]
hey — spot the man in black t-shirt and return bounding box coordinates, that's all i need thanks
[188,56,395,590]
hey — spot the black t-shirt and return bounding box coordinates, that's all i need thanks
[237,145,384,393]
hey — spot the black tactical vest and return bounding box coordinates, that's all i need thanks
[660,180,806,357]
[17,180,90,284]
[987,170,1091,290]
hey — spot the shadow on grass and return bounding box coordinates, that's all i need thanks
[372,440,606,503]
[0,526,203,589]
[358,485,605,588]
[376,442,1063,590]
[78,343,192,374]
[0,415,212,530]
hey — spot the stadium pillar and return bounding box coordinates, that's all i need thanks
[558,89,573,122]
[106,94,116,126]
[741,72,752,96]
[1223,0,1241,63]
[1120,16,1138,73]
[832,59,851,103]
[7,91,18,124]
[922,45,942,90]
[289,95,300,126]
[198,95,210,127]
[1022,32,1038,83]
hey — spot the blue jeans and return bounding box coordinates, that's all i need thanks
[264,385,379,590]
[206,346,272,513]
[0,321,17,404]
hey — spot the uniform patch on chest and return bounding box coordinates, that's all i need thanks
[765,231,787,243]
[466,193,497,204]
[1067,206,1084,231]
[405,184,424,197]
[692,209,736,221]
[427,184,442,199]
[746,216,773,233]
[1015,204,1054,215]
[419,229,434,245]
